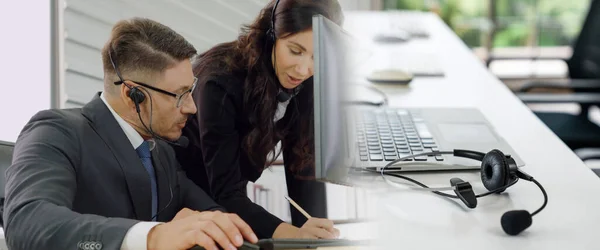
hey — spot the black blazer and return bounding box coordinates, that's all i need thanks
[3,93,223,250]
[175,72,327,239]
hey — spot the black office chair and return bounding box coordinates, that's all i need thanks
[517,0,600,92]
[515,0,600,153]
[0,140,15,228]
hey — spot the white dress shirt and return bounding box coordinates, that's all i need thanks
[273,98,290,122]
[100,92,162,250]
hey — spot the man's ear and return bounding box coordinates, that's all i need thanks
[118,82,137,112]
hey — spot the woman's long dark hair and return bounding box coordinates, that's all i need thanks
[192,0,343,175]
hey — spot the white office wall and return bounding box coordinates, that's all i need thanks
[0,2,52,143]
[338,0,384,11]
[59,0,270,108]
[58,0,379,108]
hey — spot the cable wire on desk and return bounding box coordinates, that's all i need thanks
[346,84,389,106]
[351,150,519,200]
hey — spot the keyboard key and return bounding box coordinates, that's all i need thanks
[359,151,368,156]
[423,148,434,153]
[421,138,435,144]
[383,147,396,152]
[383,151,397,156]
[369,154,383,161]
[409,143,422,147]
[415,156,428,161]
[408,138,420,143]
[385,155,398,161]
[360,156,368,161]
[369,149,382,153]
[398,153,413,161]
[435,155,444,161]
[422,143,437,148]
[382,143,394,148]
[410,146,424,151]
[398,148,410,153]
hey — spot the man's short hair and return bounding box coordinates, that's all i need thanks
[101,17,197,87]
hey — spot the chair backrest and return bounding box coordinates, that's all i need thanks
[0,140,14,228]
[0,140,14,194]
[568,0,600,79]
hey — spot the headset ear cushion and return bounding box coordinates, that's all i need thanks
[480,149,510,193]
[129,87,146,104]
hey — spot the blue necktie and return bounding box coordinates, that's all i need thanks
[135,141,158,221]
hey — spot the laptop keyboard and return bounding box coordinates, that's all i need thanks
[355,109,443,162]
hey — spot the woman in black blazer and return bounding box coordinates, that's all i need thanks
[174,0,345,240]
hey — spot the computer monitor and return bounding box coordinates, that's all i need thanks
[313,14,359,185]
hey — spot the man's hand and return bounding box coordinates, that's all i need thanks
[273,218,339,239]
[172,207,198,221]
[147,208,258,250]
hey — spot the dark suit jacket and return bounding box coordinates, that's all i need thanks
[3,93,224,250]
[175,72,327,239]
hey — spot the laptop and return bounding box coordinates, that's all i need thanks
[312,15,523,183]
[345,106,524,171]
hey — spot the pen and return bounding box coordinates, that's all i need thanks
[284,196,312,219]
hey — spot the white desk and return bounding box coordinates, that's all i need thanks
[339,10,600,250]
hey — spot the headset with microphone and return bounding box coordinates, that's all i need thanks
[107,49,189,149]
[276,84,304,103]
[372,148,548,236]
[267,0,304,103]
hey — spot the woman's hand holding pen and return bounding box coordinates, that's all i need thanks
[276,196,340,239]
[297,217,340,239]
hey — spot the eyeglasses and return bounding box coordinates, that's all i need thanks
[114,77,198,108]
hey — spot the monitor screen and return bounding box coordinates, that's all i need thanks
[313,14,360,185]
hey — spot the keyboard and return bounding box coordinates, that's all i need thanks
[355,109,443,162]
[256,238,369,249]
[189,238,368,250]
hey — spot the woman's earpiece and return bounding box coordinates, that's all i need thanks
[267,0,281,43]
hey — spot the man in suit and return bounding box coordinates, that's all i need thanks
[3,17,257,250]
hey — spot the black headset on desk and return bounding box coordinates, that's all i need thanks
[365,148,548,236]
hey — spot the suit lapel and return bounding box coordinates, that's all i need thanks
[82,92,152,221]
[151,144,174,222]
